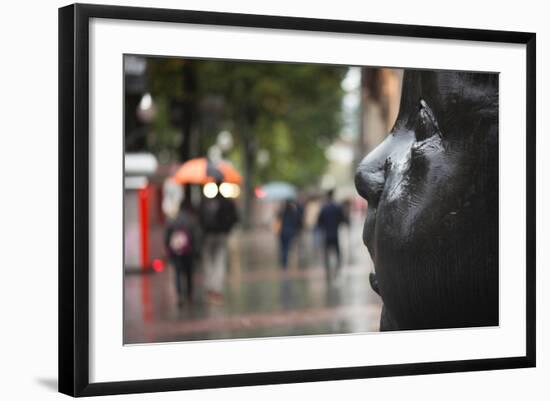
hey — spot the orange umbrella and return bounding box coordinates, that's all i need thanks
[172,157,242,185]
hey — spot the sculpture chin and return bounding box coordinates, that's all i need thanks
[364,210,381,298]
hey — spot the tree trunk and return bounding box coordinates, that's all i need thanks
[242,135,256,229]
[180,62,198,204]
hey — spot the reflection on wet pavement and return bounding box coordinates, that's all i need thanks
[124,225,382,344]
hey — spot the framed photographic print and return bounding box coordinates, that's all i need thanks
[58,3,536,397]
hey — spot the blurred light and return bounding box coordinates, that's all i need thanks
[125,153,158,176]
[203,182,218,198]
[321,174,336,190]
[124,176,148,190]
[256,149,270,167]
[162,179,183,219]
[341,67,361,91]
[137,93,156,123]
[255,188,266,198]
[219,183,240,198]
[207,145,222,163]
[152,259,164,273]
[124,55,147,76]
[139,93,153,111]
[217,130,234,152]
[325,142,354,164]
[343,93,360,109]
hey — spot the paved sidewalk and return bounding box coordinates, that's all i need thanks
[124,223,382,344]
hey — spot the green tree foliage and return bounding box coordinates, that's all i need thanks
[146,57,347,189]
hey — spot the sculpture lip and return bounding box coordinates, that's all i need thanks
[362,208,377,265]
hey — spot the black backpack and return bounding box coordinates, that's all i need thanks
[202,198,237,232]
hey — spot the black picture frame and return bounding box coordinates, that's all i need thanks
[58,3,536,397]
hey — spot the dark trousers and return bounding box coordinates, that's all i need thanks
[323,236,341,274]
[173,255,194,302]
[280,234,294,269]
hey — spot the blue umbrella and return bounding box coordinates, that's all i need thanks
[257,181,297,200]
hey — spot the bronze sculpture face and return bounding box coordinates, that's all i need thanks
[355,70,499,331]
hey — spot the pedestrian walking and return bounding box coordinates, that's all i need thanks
[277,199,301,270]
[295,196,307,267]
[164,201,200,307]
[317,190,347,279]
[199,184,239,305]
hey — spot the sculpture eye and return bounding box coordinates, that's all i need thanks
[383,157,392,178]
[415,99,441,141]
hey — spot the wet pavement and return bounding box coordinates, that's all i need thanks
[124,217,382,344]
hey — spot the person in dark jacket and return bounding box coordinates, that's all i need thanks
[199,185,239,304]
[277,199,301,270]
[164,201,200,306]
[317,190,347,278]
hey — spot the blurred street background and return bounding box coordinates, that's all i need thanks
[123,55,403,343]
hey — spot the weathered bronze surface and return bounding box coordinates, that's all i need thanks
[355,70,499,331]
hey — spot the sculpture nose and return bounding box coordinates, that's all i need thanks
[355,132,413,208]
[355,137,393,208]
[355,157,385,208]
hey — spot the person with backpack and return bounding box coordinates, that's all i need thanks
[164,201,200,307]
[199,183,239,305]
